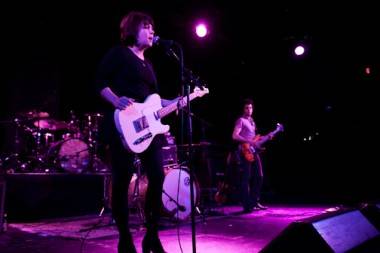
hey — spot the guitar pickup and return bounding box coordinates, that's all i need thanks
[133,132,153,145]
[133,116,149,132]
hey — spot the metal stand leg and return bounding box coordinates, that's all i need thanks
[99,173,112,217]
[79,173,114,233]
[131,154,145,224]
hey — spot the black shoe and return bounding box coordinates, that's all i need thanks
[142,233,167,253]
[256,203,268,210]
[242,208,253,213]
[118,236,137,253]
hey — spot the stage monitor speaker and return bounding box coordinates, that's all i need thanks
[361,202,380,231]
[260,209,379,253]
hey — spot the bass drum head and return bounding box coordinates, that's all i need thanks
[161,167,199,220]
[57,138,90,173]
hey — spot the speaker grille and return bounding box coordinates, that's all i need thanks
[312,210,379,253]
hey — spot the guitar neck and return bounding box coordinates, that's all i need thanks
[157,93,198,118]
[256,128,281,147]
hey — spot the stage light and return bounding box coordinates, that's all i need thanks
[294,45,305,56]
[195,23,208,38]
[365,66,371,75]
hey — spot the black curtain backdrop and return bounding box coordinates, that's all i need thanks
[2,1,379,204]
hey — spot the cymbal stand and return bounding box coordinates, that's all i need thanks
[87,116,109,173]
[79,172,114,233]
[13,118,22,156]
[131,154,145,224]
[31,121,48,172]
[98,172,112,217]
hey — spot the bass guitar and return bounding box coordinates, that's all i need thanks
[241,123,284,162]
[114,87,209,153]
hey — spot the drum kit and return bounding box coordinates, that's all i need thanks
[1,111,209,221]
[2,109,108,174]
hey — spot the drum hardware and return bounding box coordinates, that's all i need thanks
[81,112,107,173]
[164,132,176,145]
[16,110,71,173]
[161,145,178,167]
[46,138,90,173]
[7,110,109,174]
[83,113,103,144]
[1,154,22,174]
[12,118,23,157]
[84,141,109,173]
[129,154,146,223]
[162,188,187,213]
[1,117,45,173]
[98,172,112,217]
[68,110,80,128]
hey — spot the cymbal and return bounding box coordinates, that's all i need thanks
[177,141,212,147]
[84,112,103,118]
[33,119,69,131]
[18,110,50,119]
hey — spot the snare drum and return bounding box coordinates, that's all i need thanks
[161,167,200,220]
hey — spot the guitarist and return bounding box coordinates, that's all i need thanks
[232,98,269,213]
[96,11,171,253]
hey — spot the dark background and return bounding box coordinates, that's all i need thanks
[1,1,379,205]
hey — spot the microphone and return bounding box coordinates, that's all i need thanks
[153,35,174,47]
[154,35,179,61]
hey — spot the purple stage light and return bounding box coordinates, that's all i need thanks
[195,23,208,38]
[294,45,305,56]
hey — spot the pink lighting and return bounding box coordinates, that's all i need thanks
[294,45,305,56]
[195,23,208,38]
[365,66,371,75]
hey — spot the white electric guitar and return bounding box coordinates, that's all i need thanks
[114,87,209,153]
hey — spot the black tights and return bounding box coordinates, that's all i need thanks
[110,134,165,253]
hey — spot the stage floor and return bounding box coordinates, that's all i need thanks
[0,204,346,253]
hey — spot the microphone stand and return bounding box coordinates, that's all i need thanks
[166,43,197,253]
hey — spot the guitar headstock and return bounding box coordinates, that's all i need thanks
[193,86,209,97]
[275,123,284,133]
[266,123,284,140]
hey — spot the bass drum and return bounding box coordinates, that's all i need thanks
[162,167,200,220]
[48,138,90,173]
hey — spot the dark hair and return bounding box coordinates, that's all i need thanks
[242,98,253,108]
[120,11,154,46]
